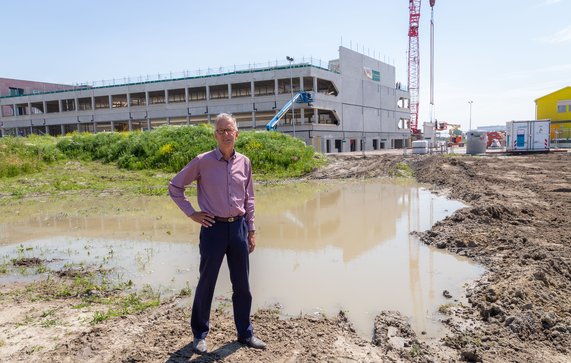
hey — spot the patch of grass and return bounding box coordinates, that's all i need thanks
[40,319,60,328]
[392,162,414,178]
[410,342,422,357]
[438,303,454,315]
[91,289,161,324]
[71,301,91,309]
[179,282,192,297]
[16,314,35,327]
[40,309,56,318]
[24,345,45,354]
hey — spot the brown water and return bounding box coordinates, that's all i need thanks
[0,180,484,337]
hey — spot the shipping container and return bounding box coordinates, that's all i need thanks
[506,120,550,152]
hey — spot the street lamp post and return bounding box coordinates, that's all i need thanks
[468,100,474,132]
[286,56,295,138]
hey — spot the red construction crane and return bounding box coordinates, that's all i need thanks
[407,0,435,135]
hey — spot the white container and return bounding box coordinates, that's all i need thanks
[412,140,428,154]
[465,131,488,154]
[506,120,550,152]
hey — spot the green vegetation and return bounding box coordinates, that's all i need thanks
[179,281,192,297]
[91,290,160,324]
[8,266,160,324]
[392,162,414,178]
[410,342,421,358]
[0,135,64,178]
[0,125,325,198]
[438,303,454,315]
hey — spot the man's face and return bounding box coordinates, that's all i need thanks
[214,118,238,149]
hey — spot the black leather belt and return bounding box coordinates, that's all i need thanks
[214,215,242,223]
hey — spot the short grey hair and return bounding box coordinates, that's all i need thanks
[215,113,238,130]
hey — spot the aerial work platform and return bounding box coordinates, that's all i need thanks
[266,92,313,131]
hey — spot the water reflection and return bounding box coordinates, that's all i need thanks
[0,181,484,338]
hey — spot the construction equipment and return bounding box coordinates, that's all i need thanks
[447,123,463,146]
[407,0,436,135]
[265,92,313,131]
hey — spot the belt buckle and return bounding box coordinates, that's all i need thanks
[228,217,235,222]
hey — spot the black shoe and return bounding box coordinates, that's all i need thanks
[238,335,267,349]
[192,338,207,354]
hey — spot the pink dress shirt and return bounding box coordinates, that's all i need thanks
[168,148,255,231]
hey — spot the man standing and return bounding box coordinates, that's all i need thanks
[168,113,266,353]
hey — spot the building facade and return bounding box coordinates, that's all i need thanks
[0,47,411,152]
[535,86,571,142]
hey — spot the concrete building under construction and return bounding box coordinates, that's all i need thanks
[0,47,411,153]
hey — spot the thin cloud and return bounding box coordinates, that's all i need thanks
[538,0,561,5]
[541,25,571,43]
[505,63,571,79]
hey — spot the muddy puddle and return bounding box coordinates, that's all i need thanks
[0,180,484,338]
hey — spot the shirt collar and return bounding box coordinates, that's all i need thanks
[214,148,236,161]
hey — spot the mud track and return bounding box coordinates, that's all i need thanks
[1,152,569,362]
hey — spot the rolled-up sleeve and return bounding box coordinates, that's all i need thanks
[168,157,200,217]
[244,159,255,231]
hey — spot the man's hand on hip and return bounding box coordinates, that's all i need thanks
[190,211,215,227]
[248,231,256,253]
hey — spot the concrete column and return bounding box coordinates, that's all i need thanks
[60,125,65,135]
[91,96,95,110]
[313,109,318,124]
[44,125,48,135]
[228,84,232,99]
[145,91,149,107]
[147,118,151,130]
[206,86,210,101]
[251,81,255,98]
[313,77,318,93]
[128,119,132,131]
[185,87,189,104]
[300,108,305,125]
[165,89,169,104]
[167,117,171,125]
[274,79,278,96]
[186,116,190,126]
[252,111,256,129]
[1,128,5,137]
[108,95,112,109]
[111,121,115,132]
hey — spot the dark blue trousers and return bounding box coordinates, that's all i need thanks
[191,217,253,340]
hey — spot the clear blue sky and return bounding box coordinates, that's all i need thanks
[2,0,570,130]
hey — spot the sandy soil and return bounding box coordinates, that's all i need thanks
[1,151,570,362]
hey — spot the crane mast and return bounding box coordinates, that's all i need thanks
[407,0,421,134]
[407,0,436,135]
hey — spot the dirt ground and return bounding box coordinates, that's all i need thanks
[1,151,570,362]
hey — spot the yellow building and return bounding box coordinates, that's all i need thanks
[535,86,571,142]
